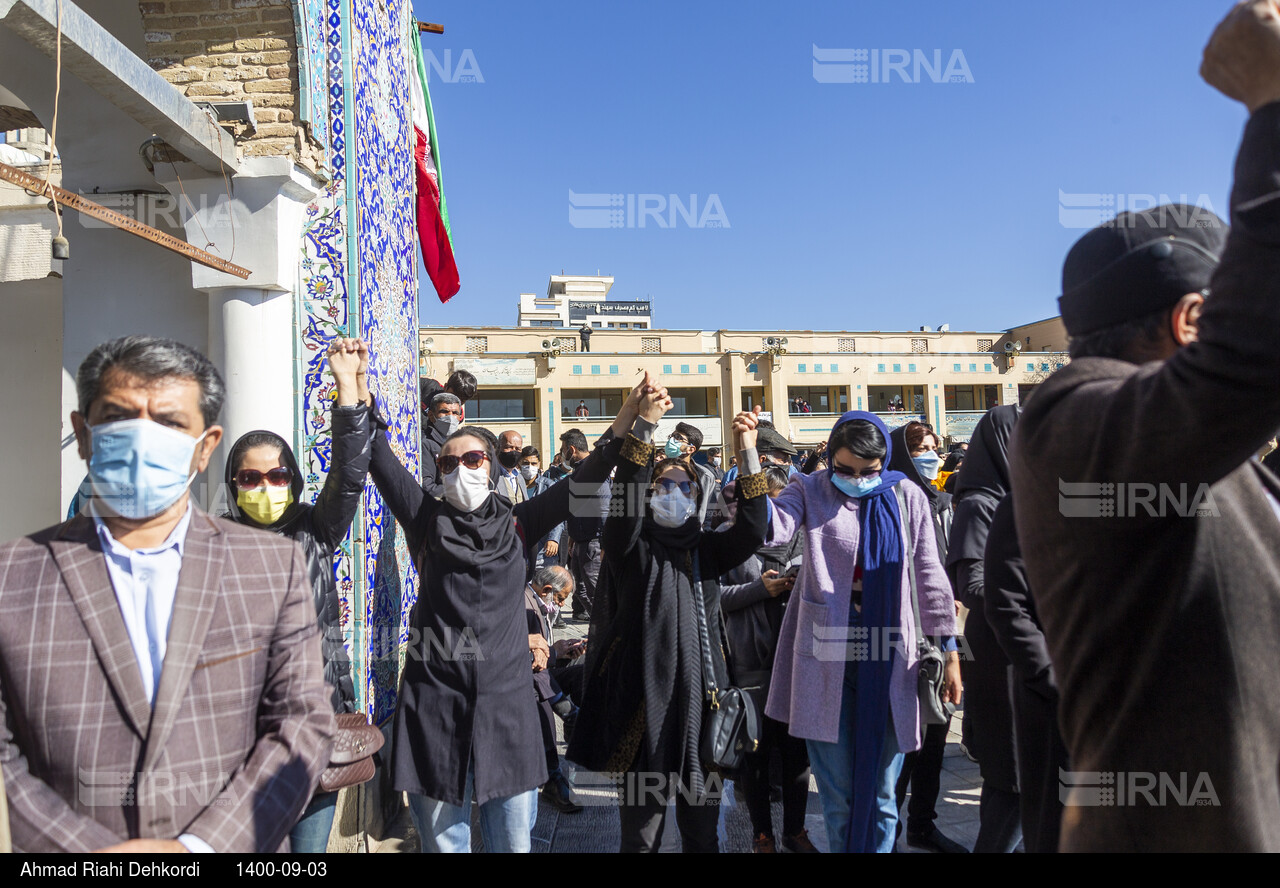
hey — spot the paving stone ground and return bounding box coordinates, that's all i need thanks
[523,616,982,853]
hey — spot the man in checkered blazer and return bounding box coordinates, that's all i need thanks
[0,337,335,853]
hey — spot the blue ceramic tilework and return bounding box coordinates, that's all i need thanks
[351,0,421,725]
[297,0,421,724]
[293,0,330,166]
[298,1,357,710]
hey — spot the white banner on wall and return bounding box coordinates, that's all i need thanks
[451,357,538,387]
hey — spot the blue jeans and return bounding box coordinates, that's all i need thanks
[289,791,338,853]
[408,766,538,853]
[805,667,906,853]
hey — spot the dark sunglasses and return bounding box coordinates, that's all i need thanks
[830,464,882,479]
[653,478,694,495]
[235,467,292,490]
[438,450,489,475]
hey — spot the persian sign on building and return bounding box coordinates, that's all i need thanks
[568,300,650,319]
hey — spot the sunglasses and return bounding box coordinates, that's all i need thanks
[235,467,292,490]
[653,478,694,495]
[830,464,882,479]
[438,450,489,475]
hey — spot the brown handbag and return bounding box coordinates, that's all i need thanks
[318,712,385,793]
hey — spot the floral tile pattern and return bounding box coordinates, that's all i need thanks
[297,0,420,726]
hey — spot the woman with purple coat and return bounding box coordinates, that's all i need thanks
[764,412,961,853]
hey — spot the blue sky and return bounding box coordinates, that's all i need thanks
[410,0,1247,332]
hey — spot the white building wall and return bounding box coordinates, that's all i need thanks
[58,222,210,518]
[0,276,63,542]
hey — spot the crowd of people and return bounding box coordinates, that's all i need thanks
[3,1,1280,855]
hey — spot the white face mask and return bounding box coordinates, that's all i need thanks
[443,464,491,512]
[519,463,539,481]
[711,457,721,467]
[651,489,696,528]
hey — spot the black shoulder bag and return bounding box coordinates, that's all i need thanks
[691,552,760,771]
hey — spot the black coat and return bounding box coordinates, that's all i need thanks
[1009,105,1280,851]
[418,421,447,499]
[223,404,371,714]
[370,427,622,805]
[983,497,1066,853]
[567,442,767,794]
[946,407,1022,793]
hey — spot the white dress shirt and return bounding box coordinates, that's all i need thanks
[93,506,212,853]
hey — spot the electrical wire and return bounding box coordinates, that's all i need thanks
[168,109,237,257]
[39,0,63,240]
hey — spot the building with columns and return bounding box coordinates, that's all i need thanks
[419,317,1070,461]
[0,0,424,792]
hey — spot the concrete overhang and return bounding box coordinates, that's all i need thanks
[0,0,239,174]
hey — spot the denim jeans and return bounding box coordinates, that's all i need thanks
[408,766,537,853]
[289,791,338,853]
[805,666,905,853]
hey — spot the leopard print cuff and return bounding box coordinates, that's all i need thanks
[737,470,769,500]
[620,433,654,467]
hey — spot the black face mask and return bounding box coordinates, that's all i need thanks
[498,450,520,470]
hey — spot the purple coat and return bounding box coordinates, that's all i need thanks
[763,470,957,751]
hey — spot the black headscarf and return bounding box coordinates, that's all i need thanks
[224,429,305,529]
[946,405,1020,566]
[426,491,519,571]
[428,425,511,569]
[889,425,940,509]
[889,424,949,555]
[635,516,706,796]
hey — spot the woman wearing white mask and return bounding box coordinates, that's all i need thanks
[368,372,658,853]
[567,396,767,852]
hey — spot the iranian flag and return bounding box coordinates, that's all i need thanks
[411,27,460,303]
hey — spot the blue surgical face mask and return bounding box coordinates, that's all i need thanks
[912,450,942,480]
[88,419,208,519]
[664,438,686,459]
[831,471,883,498]
[651,488,696,527]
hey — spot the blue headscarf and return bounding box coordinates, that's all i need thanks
[828,411,908,853]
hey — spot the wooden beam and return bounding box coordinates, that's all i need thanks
[416,21,444,34]
[0,160,251,279]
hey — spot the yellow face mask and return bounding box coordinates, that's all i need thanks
[237,485,294,526]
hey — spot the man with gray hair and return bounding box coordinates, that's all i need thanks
[526,565,585,813]
[0,335,334,852]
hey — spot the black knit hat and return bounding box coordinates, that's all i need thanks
[1059,204,1227,336]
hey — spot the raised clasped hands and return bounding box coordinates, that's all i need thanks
[730,410,759,454]
[328,337,370,406]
